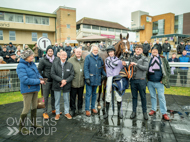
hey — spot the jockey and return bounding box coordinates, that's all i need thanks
[104,46,126,119]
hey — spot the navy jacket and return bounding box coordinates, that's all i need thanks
[16,58,42,94]
[168,58,179,62]
[84,53,106,86]
[65,46,72,58]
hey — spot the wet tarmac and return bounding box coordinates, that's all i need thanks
[0,93,189,142]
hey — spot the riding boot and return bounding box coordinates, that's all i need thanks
[31,109,43,129]
[103,102,110,119]
[19,114,31,135]
[117,101,123,119]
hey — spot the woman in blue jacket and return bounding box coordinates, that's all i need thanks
[16,49,44,135]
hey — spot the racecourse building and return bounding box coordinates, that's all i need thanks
[0,6,77,47]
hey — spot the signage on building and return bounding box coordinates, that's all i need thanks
[101,34,115,39]
[37,37,52,51]
[0,23,10,27]
[146,17,152,22]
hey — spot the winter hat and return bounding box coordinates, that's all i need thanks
[46,45,54,53]
[9,42,12,45]
[20,49,34,59]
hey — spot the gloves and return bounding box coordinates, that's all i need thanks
[101,75,107,82]
[85,79,91,86]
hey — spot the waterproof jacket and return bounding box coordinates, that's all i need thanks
[84,53,106,86]
[130,54,149,80]
[6,45,16,54]
[58,46,65,52]
[16,58,42,94]
[162,43,171,52]
[68,55,85,88]
[178,55,190,70]
[32,46,39,57]
[177,44,185,54]
[185,45,190,56]
[0,51,10,63]
[53,46,59,56]
[147,55,171,88]
[65,46,72,58]
[143,43,150,54]
[51,59,74,92]
[38,55,54,82]
[7,58,18,63]
[38,49,44,58]
[152,43,162,54]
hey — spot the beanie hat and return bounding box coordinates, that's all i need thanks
[20,49,34,59]
[46,45,54,53]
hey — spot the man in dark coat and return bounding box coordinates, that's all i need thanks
[84,45,107,117]
[177,41,185,54]
[65,43,72,58]
[0,46,10,63]
[58,43,65,52]
[162,39,171,60]
[143,41,150,57]
[7,42,16,54]
[152,40,162,54]
[51,51,74,120]
[7,53,18,63]
[53,43,59,57]
[38,46,56,120]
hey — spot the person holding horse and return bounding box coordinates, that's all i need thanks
[84,45,107,117]
[130,44,149,120]
[103,46,126,119]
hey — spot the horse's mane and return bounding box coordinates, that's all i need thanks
[114,41,121,58]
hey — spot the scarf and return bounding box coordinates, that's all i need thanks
[46,54,55,63]
[149,54,160,73]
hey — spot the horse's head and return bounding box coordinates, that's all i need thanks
[115,33,131,59]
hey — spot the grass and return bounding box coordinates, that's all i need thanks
[0,86,189,105]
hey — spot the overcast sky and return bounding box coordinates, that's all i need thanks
[1,0,190,41]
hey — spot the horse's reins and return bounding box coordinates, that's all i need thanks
[119,64,134,79]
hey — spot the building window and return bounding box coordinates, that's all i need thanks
[67,24,70,28]
[100,27,107,31]
[92,25,99,30]
[158,19,165,35]
[108,28,114,32]
[32,32,38,41]
[152,21,158,35]
[9,31,16,41]
[42,33,48,38]
[0,12,23,22]
[122,30,127,33]
[0,30,3,40]
[15,14,23,22]
[115,29,121,33]
[5,13,14,22]
[26,15,49,25]
[0,12,5,20]
[83,24,91,29]
[67,37,70,40]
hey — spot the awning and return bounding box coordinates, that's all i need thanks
[151,34,190,39]
[64,40,78,44]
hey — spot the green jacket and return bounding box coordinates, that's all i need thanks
[147,55,171,88]
[68,55,85,88]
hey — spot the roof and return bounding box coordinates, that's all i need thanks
[151,34,190,39]
[76,17,129,30]
[53,6,76,14]
[77,35,111,41]
[0,7,56,18]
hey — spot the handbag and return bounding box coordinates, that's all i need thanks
[37,78,48,109]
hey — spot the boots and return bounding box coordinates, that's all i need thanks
[117,101,123,119]
[31,109,43,129]
[19,114,31,135]
[103,102,110,119]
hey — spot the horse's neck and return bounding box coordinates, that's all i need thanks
[114,43,121,58]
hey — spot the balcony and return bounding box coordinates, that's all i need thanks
[128,25,145,32]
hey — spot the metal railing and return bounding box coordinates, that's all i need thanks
[0,62,190,93]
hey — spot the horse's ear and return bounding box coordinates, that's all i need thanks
[126,33,129,40]
[120,34,122,40]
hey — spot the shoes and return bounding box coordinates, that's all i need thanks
[103,102,110,119]
[91,109,98,114]
[52,110,62,115]
[55,114,60,120]
[163,114,170,121]
[19,114,32,135]
[149,110,156,116]
[78,109,82,114]
[143,112,148,120]
[86,111,91,117]
[65,113,72,119]
[43,113,49,119]
[70,110,75,117]
[117,102,123,119]
[130,112,136,119]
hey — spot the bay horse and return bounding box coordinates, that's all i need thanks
[71,33,131,109]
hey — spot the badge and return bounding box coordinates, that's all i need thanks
[80,69,82,72]
[168,47,170,49]
[66,69,70,71]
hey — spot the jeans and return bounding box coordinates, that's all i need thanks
[70,87,84,111]
[42,82,55,113]
[163,52,169,60]
[35,57,39,62]
[85,84,97,111]
[147,81,167,115]
[130,79,147,113]
[54,91,70,115]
